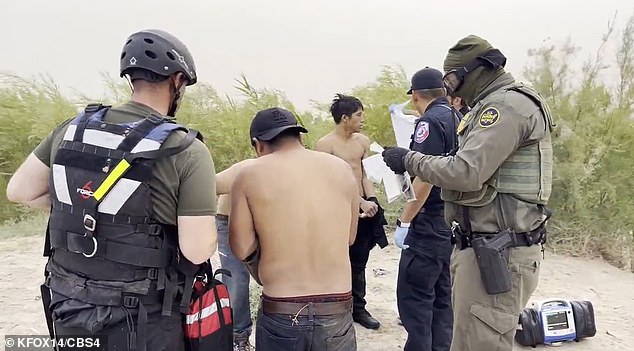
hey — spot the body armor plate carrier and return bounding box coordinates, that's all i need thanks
[41,104,202,351]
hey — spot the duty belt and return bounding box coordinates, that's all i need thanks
[454,205,550,251]
[454,227,546,251]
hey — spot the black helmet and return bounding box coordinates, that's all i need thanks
[120,29,197,85]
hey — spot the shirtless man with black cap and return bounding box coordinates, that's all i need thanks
[229,107,359,351]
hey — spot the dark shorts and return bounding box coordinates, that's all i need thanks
[255,293,357,351]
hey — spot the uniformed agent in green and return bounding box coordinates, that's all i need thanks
[382,35,554,351]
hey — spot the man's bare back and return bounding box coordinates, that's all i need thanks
[316,131,378,217]
[216,159,256,216]
[230,148,359,298]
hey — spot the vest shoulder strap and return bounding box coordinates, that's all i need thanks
[72,104,112,142]
[84,103,112,114]
[128,127,199,162]
[92,128,199,204]
[506,83,555,129]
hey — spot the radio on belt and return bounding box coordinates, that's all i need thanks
[534,299,576,344]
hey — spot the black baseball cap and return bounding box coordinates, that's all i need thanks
[249,107,308,141]
[407,67,444,94]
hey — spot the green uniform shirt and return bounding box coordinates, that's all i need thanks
[33,101,217,225]
[404,73,550,233]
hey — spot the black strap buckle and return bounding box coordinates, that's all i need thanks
[84,104,101,113]
[123,296,139,308]
[81,214,98,258]
[84,103,107,113]
[83,214,96,232]
[148,224,162,236]
[147,268,159,280]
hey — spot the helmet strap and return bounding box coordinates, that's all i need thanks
[124,75,134,94]
[167,77,184,117]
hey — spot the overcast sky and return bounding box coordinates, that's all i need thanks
[1,0,632,110]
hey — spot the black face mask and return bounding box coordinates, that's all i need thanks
[442,49,507,96]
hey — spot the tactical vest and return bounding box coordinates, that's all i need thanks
[42,104,201,349]
[442,83,554,207]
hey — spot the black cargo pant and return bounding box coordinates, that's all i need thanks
[53,308,183,351]
[397,215,453,351]
[349,216,375,314]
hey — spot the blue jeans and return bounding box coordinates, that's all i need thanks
[217,215,253,336]
[256,308,356,351]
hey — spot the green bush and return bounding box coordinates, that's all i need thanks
[0,74,78,220]
[522,15,634,270]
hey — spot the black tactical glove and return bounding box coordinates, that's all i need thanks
[382,147,409,174]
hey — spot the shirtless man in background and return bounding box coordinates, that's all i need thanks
[216,159,256,351]
[315,94,387,330]
[230,107,359,351]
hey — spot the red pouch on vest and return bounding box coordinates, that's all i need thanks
[184,262,233,351]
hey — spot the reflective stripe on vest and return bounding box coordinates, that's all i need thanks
[51,109,182,214]
[52,164,73,205]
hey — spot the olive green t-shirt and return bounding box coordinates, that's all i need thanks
[33,101,217,225]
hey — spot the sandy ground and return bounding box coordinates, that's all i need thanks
[1,234,633,350]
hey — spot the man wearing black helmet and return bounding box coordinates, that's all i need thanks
[7,29,217,351]
[382,35,554,351]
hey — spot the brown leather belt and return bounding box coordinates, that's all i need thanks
[261,298,352,316]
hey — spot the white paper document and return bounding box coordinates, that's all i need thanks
[389,101,418,148]
[383,172,403,203]
[362,154,385,184]
[362,141,416,203]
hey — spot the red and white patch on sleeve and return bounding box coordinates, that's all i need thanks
[414,121,430,143]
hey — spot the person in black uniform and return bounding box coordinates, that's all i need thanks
[393,67,460,351]
[448,95,470,116]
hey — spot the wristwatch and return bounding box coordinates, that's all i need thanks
[396,219,410,228]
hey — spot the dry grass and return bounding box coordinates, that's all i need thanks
[545,219,634,272]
